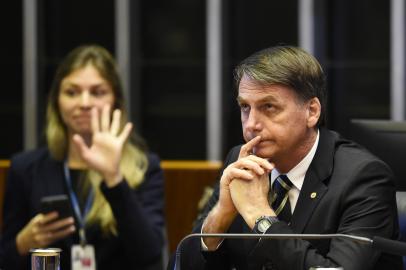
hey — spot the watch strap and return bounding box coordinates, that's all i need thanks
[253,215,279,234]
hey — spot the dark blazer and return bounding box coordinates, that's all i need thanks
[177,128,403,270]
[1,147,165,270]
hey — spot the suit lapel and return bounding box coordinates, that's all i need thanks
[290,169,327,232]
[290,128,338,233]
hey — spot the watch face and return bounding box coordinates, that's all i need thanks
[258,219,272,233]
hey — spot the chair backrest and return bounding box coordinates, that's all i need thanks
[348,120,406,268]
[396,192,406,269]
[348,119,406,191]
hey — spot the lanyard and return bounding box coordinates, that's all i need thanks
[63,161,94,245]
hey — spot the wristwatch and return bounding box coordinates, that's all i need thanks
[253,216,279,234]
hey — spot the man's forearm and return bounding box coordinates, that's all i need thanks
[202,203,236,250]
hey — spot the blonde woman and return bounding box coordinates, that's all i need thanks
[1,45,165,270]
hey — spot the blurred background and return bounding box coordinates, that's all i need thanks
[1,0,403,161]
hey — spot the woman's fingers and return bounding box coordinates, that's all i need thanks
[35,225,75,247]
[110,109,121,136]
[72,134,91,161]
[101,104,111,132]
[40,217,75,243]
[29,214,76,247]
[118,122,133,143]
[41,217,75,232]
[92,106,129,138]
[91,107,100,132]
[47,225,76,242]
[36,212,59,225]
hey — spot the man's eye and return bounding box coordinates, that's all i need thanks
[239,104,250,112]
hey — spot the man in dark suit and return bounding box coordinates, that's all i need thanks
[176,46,403,269]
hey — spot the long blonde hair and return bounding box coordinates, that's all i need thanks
[46,45,148,235]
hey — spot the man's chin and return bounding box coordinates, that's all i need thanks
[252,147,272,159]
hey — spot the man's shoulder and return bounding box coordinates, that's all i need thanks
[321,128,392,176]
[325,129,384,163]
[146,152,161,168]
[224,145,243,164]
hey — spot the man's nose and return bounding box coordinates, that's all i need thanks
[245,110,262,131]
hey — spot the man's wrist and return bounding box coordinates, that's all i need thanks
[244,207,276,229]
[201,204,236,250]
[203,204,235,234]
[201,219,224,251]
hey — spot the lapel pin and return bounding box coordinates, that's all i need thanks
[310,192,317,199]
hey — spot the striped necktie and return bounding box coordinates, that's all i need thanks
[270,174,294,223]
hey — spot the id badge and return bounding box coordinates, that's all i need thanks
[71,244,96,270]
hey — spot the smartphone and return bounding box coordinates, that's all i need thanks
[40,194,73,219]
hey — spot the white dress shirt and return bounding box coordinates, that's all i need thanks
[270,129,320,213]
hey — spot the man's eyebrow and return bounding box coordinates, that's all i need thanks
[236,96,277,103]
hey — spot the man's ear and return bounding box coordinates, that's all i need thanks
[306,97,321,128]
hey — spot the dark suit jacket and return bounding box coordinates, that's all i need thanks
[1,147,165,270]
[177,128,403,270]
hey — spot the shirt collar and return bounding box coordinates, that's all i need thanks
[271,129,320,191]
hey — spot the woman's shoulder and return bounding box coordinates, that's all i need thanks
[10,147,54,171]
[143,152,163,184]
[146,152,161,167]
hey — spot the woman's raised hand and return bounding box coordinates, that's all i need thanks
[72,104,132,187]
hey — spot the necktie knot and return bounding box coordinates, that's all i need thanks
[271,174,293,222]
